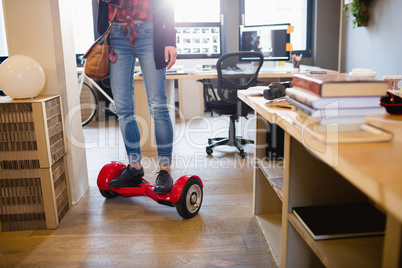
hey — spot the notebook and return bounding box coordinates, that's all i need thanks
[293,202,386,240]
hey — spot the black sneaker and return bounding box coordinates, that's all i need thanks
[109,164,144,187]
[154,170,173,194]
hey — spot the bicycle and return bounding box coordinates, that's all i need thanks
[77,66,117,126]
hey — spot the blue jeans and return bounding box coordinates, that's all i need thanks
[109,22,173,166]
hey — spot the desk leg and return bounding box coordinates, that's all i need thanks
[178,79,204,120]
[382,215,402,268]
[166,79,176,127]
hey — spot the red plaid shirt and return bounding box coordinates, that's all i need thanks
[109,0,153,47]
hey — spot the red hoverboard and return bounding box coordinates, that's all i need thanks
[97,161,203,219]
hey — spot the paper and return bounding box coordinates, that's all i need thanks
[241,86,268,96]
[268,177,284,189]
[266,98,293,109]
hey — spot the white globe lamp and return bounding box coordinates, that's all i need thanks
[0,55,46,99]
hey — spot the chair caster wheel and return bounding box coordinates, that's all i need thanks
[240,151,247,159]
[206,148,213,155]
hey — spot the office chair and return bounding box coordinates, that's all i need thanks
[197,78,218,116]
[206,51,264,158]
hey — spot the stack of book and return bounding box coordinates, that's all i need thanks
[286,73,388,132]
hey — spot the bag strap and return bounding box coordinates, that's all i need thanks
[102,6,119,42]
[83,5,121,59]
[109,6,119,27]
[107,6,120,63]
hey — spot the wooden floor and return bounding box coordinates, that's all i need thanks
[0,114,276,267]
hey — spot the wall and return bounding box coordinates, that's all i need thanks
[223,0,240,53]
[2,0,89,205]
[340,0,402,78]
[313,0,341,70]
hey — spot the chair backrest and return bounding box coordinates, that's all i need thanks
[216,51,264,104]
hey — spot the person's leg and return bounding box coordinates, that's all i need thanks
[108,24,144,187]
[134,22,174,193]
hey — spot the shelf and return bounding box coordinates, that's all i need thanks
[254,156,284,267]
[257,159,284,201]
[267,177,284,202]
[288,213,384,268]
[0,95,70,231]
[258,159,284,178]
[255,214,282,267]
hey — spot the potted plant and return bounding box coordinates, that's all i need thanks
[344,0,372,28]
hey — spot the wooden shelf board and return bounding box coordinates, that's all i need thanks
[288,213,384,268]
[255,214,282,267]
[257,159,284,202]
[258,159,284,178]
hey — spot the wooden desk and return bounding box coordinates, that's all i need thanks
[130,65,335,152]
[238,91,402,267]
[134,65,336,121]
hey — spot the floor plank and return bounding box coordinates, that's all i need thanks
[0,114,276,267]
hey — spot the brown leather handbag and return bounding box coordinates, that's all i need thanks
[82,7,119,80]
[82,28,111,80]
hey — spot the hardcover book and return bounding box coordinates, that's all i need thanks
[286,87,382,109]
[286,96,386,118]
[295,112,365,133]
[296,109,366,125]
[293,202,386,240]
[292,74,388,97]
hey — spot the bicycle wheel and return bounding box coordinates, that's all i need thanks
[80,82,97,126]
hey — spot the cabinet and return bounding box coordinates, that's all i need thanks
[0,95,70,232]
[239,92,402,268]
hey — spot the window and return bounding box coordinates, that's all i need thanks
[242,0,312,57]
[174,0,221,23]
[173,0,222,59]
